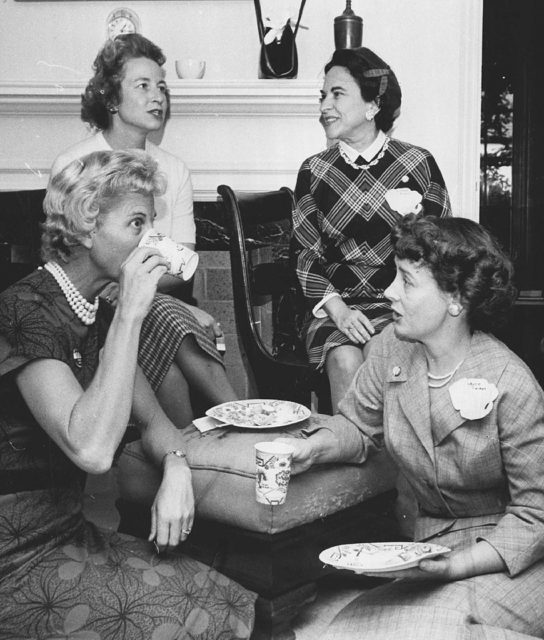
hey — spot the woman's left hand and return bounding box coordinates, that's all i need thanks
[99,282,119,307]
[149,463,194,552]
[360,553,458,582]
[360,542,506,582]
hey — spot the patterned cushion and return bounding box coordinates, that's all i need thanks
[117,422,397,534]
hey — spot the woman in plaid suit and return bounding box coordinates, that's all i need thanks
[291,47,451,411]
[282,215,544,639]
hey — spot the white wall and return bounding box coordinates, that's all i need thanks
[0,0,482,215]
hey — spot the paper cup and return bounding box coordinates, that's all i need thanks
[175,58,206,79]
[139,230,199,281]
[254,441,294,505]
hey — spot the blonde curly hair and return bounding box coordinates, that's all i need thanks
[42,149,165,263]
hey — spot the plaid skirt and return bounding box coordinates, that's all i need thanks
[139,294,223,391]
[305,302,392,371]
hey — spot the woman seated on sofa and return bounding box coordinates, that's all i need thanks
[281,214,544,639]
[51,33,236,426]
[0,150,256,639]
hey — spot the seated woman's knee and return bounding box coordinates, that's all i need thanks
[326,345,365,376]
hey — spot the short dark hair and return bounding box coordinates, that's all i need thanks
[81,34,166,131]
[324,47,402,133]
[391,214,516,332]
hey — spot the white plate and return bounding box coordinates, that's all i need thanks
[319,542,451,574]
[206,399,311,429]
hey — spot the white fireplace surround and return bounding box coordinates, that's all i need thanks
[0,79,327,199]
[0,0,482,218]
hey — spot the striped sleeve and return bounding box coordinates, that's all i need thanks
[291,160,337,308]
[420,152,452,218]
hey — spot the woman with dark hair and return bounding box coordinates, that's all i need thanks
[51,34,236,426]
[0,150,256,638]
[281,214,544,639]
[291,47,452,411]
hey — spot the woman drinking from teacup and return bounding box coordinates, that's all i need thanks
[281,214,544,639]
[51,33,235,425]
[291,47,452,411]
[0,150,256,638]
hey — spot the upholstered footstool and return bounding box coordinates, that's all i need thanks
[116,418,400,639]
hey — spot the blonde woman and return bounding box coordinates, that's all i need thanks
[0,150,255,639]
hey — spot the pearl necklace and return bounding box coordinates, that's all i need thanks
[44,262,99,326]
[339,136,390,170]
[427,360,464,389]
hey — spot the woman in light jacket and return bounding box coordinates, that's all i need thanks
[283,214,544,639]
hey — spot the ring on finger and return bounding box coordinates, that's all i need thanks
[182,528,192,535]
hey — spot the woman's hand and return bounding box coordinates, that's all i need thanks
[324,298,375,344]
[149,458,194,552]
[360,541,507,582]
[360,553,457,582]
[274,436,316,475]
[184,303,223,341]
[99,282,119,307]
[117,247,169,323]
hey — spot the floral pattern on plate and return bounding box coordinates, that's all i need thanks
[319,542,451,573]
[206,399,310,429]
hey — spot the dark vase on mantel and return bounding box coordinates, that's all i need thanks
[334,0,363,50]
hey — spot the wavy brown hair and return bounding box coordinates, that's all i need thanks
[81,34,166,131]
[391,214,516,332]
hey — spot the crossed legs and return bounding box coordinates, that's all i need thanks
[156,334,237,427]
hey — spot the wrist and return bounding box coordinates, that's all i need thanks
[162,449,187,466]
[113,303,148,328]
[162,449,190,474]
[324,296,348,322]
[162,452,191,484]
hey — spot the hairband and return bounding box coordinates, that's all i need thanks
[363,68,390,97]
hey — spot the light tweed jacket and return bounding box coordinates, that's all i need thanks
[323,323,544,577]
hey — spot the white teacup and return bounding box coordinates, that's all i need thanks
[175,58,206,80]
[139,230,199,281]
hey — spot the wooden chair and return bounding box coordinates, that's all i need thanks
[217,184,331,412]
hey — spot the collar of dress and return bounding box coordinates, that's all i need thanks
[339,130,388,165]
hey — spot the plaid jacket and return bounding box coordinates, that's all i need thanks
[324,324,544,577]
[291,139,451,312]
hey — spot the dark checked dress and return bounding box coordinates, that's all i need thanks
[0,269,256,640]
[291,137,451,370]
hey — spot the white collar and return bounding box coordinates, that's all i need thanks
[339,130,387,162]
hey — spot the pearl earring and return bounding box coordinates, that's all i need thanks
[449,303,462,317]
[108,106,118,114]
[365,111,375,121]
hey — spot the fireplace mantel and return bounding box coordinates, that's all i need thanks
[0,79,325,197]
[0,80,321,117]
